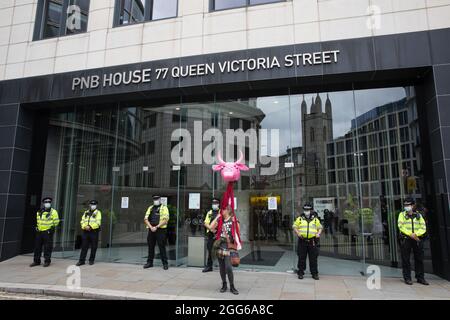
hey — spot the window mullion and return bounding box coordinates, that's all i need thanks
[41,0,50,39]
[147,0,153,21]
[59,0,69,36]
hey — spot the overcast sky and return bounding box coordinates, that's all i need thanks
[256,87,407,155]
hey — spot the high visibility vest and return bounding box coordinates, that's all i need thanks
[293,216,322,239]
[204,209,220,233]
[397,211,426,237]
[144,205,169,229]
[81,210,102,230]
[36,208,60,232]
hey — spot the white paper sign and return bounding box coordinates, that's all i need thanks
[189,193,200,209]
[121,197,129,209]
[268,197,278,210]
[313,197,335,219]
[160,197,167,206]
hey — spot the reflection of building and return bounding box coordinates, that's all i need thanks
[299,94,334,202]
[326,88,421,209]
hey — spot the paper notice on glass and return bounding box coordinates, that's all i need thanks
[121,197,129,209]
[268,197,277,210]
[160,197,168,206]
[189,193,200,209]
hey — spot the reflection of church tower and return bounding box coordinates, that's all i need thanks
[302,94,333,186]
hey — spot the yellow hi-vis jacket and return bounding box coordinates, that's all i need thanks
[81,210,102,230]
[293,215,322,239]
[397,211,426,237]
[36,208,60,232]
[144,205,169,229]
[204,209,220,233]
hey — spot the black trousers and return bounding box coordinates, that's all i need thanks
[297,237,319,276]
[400,237,425,280]
[218,255,234,285]
[33,231,54,264]
[147,228,168,265]
[79,230,99,263]
[205,232,215,268]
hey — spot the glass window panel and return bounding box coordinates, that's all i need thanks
[214,0,246,10]
[152,0,177,20]
[250,0,283,4]
[43,1,62,38]
[119,0,146,25]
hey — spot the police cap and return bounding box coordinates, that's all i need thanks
[42,197,52,203]
[89,200,98,205]
[303,203,313,210]
[404,198,415,205]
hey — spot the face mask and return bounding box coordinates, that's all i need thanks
[404,206,412,212]
[44,203,51,209]
[212,204,219,210]
[153,200,160,206]
[304,211,311,217]
[90,205,97,211]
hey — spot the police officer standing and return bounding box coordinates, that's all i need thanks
[30,197,60,267]
[398,198,429,285]
[293,203,322,280]
[203,198,220,272]
[76,200,102,266]
[143,195,170,270]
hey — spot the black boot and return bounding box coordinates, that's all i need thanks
[143,262,153,269]
[230,284,239,295]
[202,266,213,273]
[404,279,413,285]
[220,282,227,293]
[29,262,40,267]
[76,261,85,266]
[417,278,429,285]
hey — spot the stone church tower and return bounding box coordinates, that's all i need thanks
[302,93,333,186]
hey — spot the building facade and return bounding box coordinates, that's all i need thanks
[0,0,450,280]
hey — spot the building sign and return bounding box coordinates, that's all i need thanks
[71,50,340,91]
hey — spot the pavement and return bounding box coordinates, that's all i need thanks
[0,256,449,300]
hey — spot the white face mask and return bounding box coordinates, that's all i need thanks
[212,204,219,210]
[404,206,412,212]
[304,210,311,217]
[90,205,97,211]
[44,203,51,209]
[153,200,160,206]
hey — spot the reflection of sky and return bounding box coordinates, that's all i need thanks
[152,0,178,20]
[256,87,407,155]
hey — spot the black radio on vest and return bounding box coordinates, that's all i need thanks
[149,205,161,226]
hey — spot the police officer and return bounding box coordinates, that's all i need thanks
[143,195,170,270]
[203,198,220,272]
[293,203,323,280]
[30,197,60,267]
[398,198,429,285]
[76,200,102,266]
